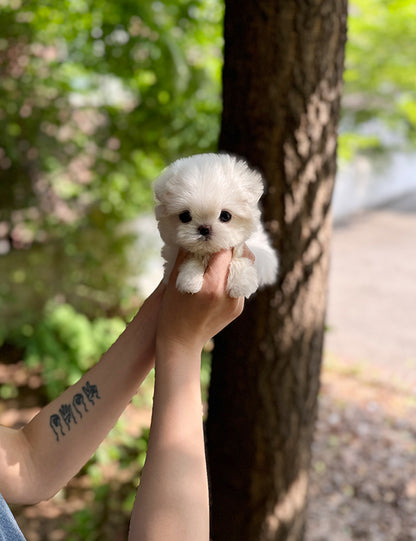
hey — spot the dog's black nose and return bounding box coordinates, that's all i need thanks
[198,225,211,237]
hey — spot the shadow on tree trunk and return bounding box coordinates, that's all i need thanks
[207,1,348,539]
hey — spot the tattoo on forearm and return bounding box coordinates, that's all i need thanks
[49,381,101,442]
[50,414,65,441]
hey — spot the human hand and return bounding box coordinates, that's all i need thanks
[156,249,248,358]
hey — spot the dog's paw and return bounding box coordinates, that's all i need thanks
[176,258,205,294]
[176,271,204,294]
[227,280,257,299]
[226,258,258,298]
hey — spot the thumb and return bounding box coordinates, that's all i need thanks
[203,250,233,291]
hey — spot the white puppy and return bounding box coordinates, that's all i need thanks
[153,153,278,298]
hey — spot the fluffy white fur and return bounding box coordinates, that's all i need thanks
[153,153,279,298]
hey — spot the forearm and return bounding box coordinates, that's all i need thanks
[129,346,209,541]
[127,250,245,540]
[0,308,155,504]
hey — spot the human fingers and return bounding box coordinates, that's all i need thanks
[204,249,245,318]
[202,249,233,293]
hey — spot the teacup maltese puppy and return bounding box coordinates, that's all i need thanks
[153,153,278,298]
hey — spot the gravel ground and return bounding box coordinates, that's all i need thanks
[307,192,416,541]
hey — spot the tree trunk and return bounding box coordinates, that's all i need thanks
[206,1,348,540]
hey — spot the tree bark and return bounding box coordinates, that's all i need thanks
[207,1,348,540]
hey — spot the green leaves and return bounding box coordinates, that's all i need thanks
[343,0,416,149]
[0,0,224,225]
[21,302,125,399]
[0,0,223,337]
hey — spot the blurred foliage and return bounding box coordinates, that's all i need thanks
[63,426,150,540]
[12,302,125,398]
[0,0,223,339]
[339,0,416,159]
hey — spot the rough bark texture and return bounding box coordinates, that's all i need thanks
[206,1,348,540]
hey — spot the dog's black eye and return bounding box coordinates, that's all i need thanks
[179,210,192,223]
[219,210,232,223]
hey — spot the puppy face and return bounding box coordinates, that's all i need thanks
[154,154,263,255]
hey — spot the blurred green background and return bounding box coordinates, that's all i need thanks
[1,0,416,538]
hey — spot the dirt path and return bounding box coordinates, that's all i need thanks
[325,191,416,390]
[306,192,416,540]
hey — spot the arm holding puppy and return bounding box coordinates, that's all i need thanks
[0,285,163,504]
[0,245,250,541]
[129,249,246,541]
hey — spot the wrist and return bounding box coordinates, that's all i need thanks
[155,338,203,387]
[156,336,202,364]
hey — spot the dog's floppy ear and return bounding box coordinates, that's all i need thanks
[153,166,176,219]
[244,171,264,202]
[235,161,264,204]
[153,167,171,204]
[154,202,167,220]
